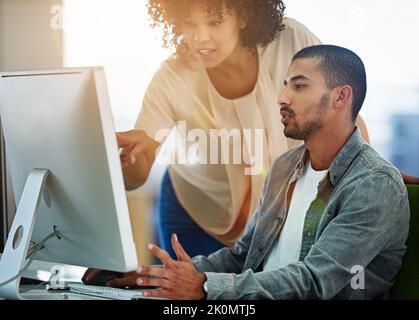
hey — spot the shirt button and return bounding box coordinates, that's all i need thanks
[258,245,264,252]
[275,216,282,223]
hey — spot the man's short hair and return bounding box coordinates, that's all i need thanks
[292,45,367,122]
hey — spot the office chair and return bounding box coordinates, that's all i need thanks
[389,182,419,299]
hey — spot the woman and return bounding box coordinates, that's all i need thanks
[118,0,369,258]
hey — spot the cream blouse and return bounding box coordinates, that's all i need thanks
[135,18,321,246]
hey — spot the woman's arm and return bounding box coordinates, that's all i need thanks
[117,130,161,190]
[355,115,370,143]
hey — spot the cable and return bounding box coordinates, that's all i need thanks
[27,241,38,257]
[25,226,62,259]
[0,228,62,287]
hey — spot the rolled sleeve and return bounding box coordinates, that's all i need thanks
[204,272,236,300]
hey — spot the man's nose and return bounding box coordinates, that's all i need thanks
[278,89,291,108]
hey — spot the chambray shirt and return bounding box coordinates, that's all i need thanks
[192,127,410,300]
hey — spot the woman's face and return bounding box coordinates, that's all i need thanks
[182,2,246,69]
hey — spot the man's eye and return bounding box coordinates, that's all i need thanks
[295,83,305,89]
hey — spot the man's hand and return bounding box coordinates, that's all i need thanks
[82,268,139,287]
[135,234,207,300]
[82,268,102,283]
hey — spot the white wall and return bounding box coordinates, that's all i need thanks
[0,0,63,71]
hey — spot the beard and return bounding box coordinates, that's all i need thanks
[283,92,330,140]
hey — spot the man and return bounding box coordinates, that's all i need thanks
[106,45,410,299]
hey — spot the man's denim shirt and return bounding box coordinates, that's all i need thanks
[192,127,410,299]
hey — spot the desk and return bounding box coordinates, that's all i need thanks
[0,255,163,300]
[0,253,94,300]
[19,284,107,300]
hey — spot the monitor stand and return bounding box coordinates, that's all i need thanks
[0,169,52,300]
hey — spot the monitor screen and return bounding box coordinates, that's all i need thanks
[0,68,138,273]
[0,127,17,254]
[0,128,5,252]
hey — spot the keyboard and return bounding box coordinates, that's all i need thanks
[68,283,145,300]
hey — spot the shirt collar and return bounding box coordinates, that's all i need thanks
[293,126,365,186]
[328,126,365,186]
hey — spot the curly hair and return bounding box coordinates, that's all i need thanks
[147,0,286,56]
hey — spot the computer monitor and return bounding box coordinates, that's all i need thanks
[0,68,138,299]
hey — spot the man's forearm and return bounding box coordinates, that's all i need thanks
[193,205,258,274]
[202,261,333,300]
[192,247,248,275]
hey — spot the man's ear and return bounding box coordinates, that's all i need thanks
[334,85,353,110]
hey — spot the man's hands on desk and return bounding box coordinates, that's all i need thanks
[83,234,207,300]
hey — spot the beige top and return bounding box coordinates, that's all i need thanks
[135,18,321,246]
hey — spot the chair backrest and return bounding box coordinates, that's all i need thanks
[389,184,419,299]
